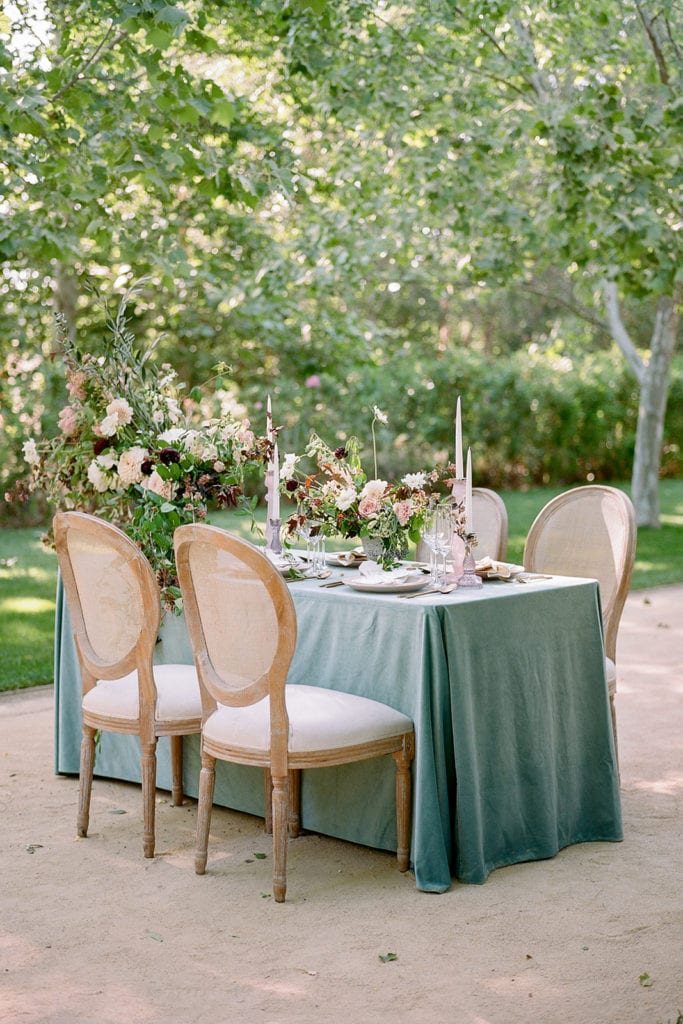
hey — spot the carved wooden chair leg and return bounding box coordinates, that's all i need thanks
[271,772,289,903]
[77,725,97,838]
[170,734,184,806]
[263,767,273,834]
[392,733,415,873]
[195,751,216,875]
[287,768,301,838]
[141,739,158,858]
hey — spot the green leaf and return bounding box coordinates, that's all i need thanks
[209,99,235,129]
[379,952,398,962]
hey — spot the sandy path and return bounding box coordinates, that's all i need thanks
[1,585,681,1024]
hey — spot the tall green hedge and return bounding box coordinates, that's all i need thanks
[382,348,682,488]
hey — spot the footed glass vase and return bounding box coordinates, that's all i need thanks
[361,535,407,567]
[449,531,466,581]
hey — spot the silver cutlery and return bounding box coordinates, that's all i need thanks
[399,583,457,599]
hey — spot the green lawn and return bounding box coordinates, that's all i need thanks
[2,479,682,692]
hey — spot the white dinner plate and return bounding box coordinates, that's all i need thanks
[326,551,366,567]
[342,575,431,595]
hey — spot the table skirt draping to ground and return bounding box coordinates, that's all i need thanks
[54,572,622,892]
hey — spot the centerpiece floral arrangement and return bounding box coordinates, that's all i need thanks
[279,407,463,566]
[16,294,270,610]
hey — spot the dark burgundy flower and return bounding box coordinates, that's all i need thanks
[92,437,109,457]
[140,459,154,476]
[334,446,347,459]
[159,447,180,465]
[285,478,298,492]
[216,484,242,508]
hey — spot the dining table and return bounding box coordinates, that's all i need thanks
[53,560,622,893]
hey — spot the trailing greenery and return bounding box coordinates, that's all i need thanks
[2,480,681,693]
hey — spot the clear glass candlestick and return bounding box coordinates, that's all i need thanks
[267,517,282,555]
[456,535,482,589]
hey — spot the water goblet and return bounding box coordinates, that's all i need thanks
[432,507,453,585]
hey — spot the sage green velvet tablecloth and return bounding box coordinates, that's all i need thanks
[54,572,622,892]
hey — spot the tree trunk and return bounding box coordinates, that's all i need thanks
[631,296,679,527]
[53,262,78,341]
[602,284,679,527]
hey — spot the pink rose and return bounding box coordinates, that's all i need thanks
[393,500,413,527]
[58,406,78,436]
[358,496,379,519]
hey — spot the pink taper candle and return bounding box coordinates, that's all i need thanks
[465,448,473,534]
[455,397,464,480]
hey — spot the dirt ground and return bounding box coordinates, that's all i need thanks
[1,585,681,1024]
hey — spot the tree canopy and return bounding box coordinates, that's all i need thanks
[1,0,681,524]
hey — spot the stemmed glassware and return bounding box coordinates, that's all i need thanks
[433,507,453,585]
[424,506,452,586]
[297,519,326,576]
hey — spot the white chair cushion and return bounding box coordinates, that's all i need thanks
[605,656,616,692]
[203,684,413,754]
[82,663,201,724]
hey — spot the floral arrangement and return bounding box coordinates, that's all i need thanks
[16,294,270,609]
[279,408,462,566]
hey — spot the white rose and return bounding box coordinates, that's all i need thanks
[87,460,114,493]
[98,413,119,437]
[402,472,427,490]
[335,486,358,512]
[360,479,388,502]
[105,397,133,426]
[117,446,149,486]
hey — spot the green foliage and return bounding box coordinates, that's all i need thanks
[0,0,680,528]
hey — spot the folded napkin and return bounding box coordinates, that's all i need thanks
[358,561,417,585]
[475,557,514,579]
[334,549,367,565]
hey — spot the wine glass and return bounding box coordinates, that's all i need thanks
[432,507,453,586]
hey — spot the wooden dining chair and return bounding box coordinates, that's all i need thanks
[174,523,415,903]
[53,511,202,857]
[469,487,508,560]
[523,485,636,762]
[417,486,509,562]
